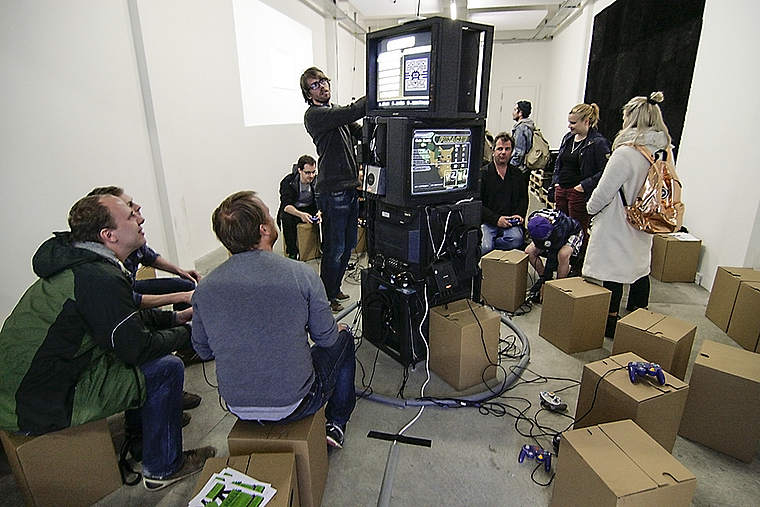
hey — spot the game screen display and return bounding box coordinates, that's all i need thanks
[410,129,472,196]
[376,31,432,109]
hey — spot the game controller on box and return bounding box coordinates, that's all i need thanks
[627,361,666,385]
[518,444,552,472]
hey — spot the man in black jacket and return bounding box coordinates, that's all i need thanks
[277,154,319,259]
[479,132,529,255]
[300,67,366,312]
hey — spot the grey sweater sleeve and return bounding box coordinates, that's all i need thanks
[304,267,339,348]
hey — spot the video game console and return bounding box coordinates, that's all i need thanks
[518,444,552,472]
[539,390,567,411]
[627,361,666,385]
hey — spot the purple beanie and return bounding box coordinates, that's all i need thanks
[528,215,553,240]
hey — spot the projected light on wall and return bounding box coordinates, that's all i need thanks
[232,0,314,126]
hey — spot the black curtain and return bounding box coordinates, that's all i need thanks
[584,0,706,157]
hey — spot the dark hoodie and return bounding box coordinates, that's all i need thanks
[0,233,189,434]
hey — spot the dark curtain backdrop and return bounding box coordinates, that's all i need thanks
[584,0,706,157]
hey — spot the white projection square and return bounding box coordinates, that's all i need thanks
[232,0,313,126]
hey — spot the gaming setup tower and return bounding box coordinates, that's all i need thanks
[360,17,494,368]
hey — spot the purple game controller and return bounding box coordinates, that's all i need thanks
[627,361,666,385]
[518,444,552,472]
[309,215,319,223]
[507,217,521,226]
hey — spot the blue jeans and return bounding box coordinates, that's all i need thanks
[124,355,184,479]
[316,190,358,301]
[276,330,356,428]
[481,223,524,255]
[133,277,196,310]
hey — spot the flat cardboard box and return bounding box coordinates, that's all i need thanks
[0,418,122,507]
[650,233,701,282]
[429,299,501,390]
[726,281,760,352]
[574,352,689,452]
[296,223,321,261]
[192,453,299,507]
[480,250,527,312]
[550,420,696,507]
[539,277,611,354]
[612,309,696,380]
[679,340,760,462]
[705,266,760,332]
[227,409,327,507]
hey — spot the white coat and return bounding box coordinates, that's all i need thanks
[582,130,670,284]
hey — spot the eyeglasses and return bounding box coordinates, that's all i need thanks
[308,78,330,91]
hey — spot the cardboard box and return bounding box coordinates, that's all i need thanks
[429,299,501,390]
[227,409,327,507]
[296,223,321,261]
[192,453,299,507]
[538,277,611,354]
[650,233,701,282]
[550,420,696,507]
[678,340,760,462]
[726,281,760,352]
[612,309,696,380]
[0,418,122,507]
[574,352,689,452]
[480,250,527,312]
[705,266,760,332]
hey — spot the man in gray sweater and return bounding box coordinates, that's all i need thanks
[191,191,356,448]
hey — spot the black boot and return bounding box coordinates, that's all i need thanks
[605,315,618,339]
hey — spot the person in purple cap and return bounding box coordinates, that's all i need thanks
[524,208,583,302]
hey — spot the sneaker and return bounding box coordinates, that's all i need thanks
[326,423,345,449]
[143,446,216,491]
[335,291,350,301]
[182,391,202,410]
[330,300,344,313]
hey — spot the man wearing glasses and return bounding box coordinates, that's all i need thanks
[277,154,320,260]
[300,67,366,312]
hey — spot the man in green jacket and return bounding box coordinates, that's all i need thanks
[0,193,214,490]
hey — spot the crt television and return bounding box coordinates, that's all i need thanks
[364,116,484,207]
[366,17,494,119]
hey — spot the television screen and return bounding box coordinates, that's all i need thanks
[376,31,432,109]
[410,128,471,196]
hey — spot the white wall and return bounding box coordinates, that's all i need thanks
[676,0,760,288]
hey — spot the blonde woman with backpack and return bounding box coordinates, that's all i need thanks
[583,92,672,339]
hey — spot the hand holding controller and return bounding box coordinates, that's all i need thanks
[309,215,320,223]
[518,444,552,472]
[507,217,521,226]
[627,361,666,385]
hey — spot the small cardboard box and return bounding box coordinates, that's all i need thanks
[612,309,696,380]
[538,277,611,354]
[480,250,527,312]
[650,233,701,282]
[726,281,760,352]
[296,223,321,261]
[705,266,760,332]
[679,340,760,462]
[550,420,697,507]
[0,418,122,507]
[192,453,299,507]
[574,352,689,452]
[227,409,327,507]
[429,299,501,390]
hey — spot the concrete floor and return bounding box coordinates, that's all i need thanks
[2,253,760,506]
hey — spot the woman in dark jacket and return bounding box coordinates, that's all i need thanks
[550,103,611,257]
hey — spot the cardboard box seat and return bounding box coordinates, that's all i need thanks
[550,420,696,507]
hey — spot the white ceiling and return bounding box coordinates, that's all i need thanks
[343,0,575,39]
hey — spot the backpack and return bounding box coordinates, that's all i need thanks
[525,128,550,171]
[618,144,684,234]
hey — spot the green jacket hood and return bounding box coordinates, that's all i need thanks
[32,232,103,279]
